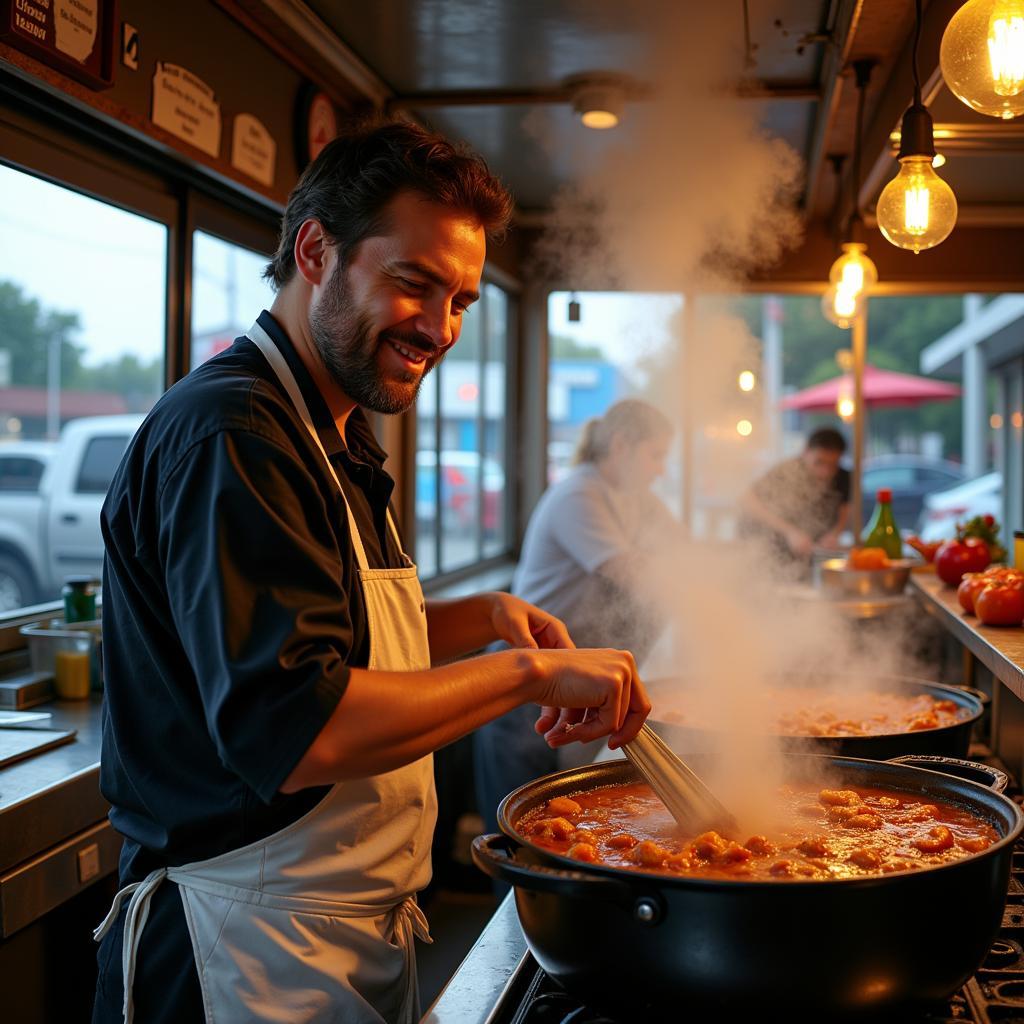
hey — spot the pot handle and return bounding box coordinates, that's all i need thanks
[954,685,990,708]
[887,754,1008,793]
[471,834,666,924]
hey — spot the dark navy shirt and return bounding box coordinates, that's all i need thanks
[100,310,405,884]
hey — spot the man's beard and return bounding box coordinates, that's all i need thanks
[308,266,442,415]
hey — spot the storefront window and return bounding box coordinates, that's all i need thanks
[0,162,166,610]
[191,231,276,368]
[545,290,684,531]
[416,281,512,578]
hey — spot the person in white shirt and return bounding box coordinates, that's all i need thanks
[474,399,678,831]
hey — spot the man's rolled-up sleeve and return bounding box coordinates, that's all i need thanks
[157,429,352,802]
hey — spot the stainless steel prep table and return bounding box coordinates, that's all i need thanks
[0,695,116,937]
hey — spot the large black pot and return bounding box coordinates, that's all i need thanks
[648,674,986,760]
[472,755,1022,1020]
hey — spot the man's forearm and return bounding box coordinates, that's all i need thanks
[282,647,538,791]
[425,593,500,663]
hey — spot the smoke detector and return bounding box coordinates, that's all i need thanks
[567,75,626,129]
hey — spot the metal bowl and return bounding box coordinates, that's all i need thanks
[817,557,913,598]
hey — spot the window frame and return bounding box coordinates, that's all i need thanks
[185,193,280,371]
[0,78,523,618]
[415,268,520,589]
[0,93,280,631]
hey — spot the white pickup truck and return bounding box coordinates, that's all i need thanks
[0,415,143,611]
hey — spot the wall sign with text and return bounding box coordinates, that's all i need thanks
[151,61,221,159]
[1,0,117,90]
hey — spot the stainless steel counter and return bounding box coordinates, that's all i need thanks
[0,695,114,936]
[421,893,527,1024]
[912,573,1024,697]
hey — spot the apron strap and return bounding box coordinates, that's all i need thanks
[93,868,169,1024]
[391,895,432,1024]
[246,322,416,573]
[245,321,372,574]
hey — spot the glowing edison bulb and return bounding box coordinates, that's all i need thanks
[941,0,1024,119]
[990,11,1024,94]
[821,283,860,329]
[837,395,856,420]
[828,242,878,299]
[738,370,756,392]
[876,156,958,253]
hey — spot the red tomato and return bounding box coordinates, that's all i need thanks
[962,537,992,573]
[936,541,982,586]
[958,573,990,615]
[975,582,1024,627]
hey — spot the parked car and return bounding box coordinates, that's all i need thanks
[916,471,1003,543]
[860,455,965,530]
[0,415,144,611]
[415,449,504,534]
[0,440,57,492]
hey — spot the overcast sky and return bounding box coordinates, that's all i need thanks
[0,163,274,369]
[548,291,683,369]
[0,161,685,375]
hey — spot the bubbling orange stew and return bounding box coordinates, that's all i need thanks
[660,690,968,738]
[518,782,998,881]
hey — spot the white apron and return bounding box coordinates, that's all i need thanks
[95,320,437,1024]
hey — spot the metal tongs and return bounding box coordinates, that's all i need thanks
[623,724,738,835]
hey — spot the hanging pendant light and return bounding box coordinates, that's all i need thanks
[821,283,861,329]
[878,0,958,252]
[941,0,1024,120]
[822,63,876,330]
[829,241,878,297]
[828,63,879,301]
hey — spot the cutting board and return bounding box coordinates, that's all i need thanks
[0,728,76,770]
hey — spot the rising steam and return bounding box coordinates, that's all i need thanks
[527,4,932,832]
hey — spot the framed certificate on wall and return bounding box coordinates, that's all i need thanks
[1,0,117,90]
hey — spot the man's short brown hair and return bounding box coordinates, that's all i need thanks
[265,119,513,289]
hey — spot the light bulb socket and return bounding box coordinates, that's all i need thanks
[846,213,866,245]
[897,102,936,160]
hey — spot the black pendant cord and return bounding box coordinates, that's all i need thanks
[897,0,935,160]
[742,0,756,69]
[848,61,873,241]
[913,0,924,106]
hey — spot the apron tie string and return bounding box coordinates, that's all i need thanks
[93,868,169,1024]
[391,896,432,1024]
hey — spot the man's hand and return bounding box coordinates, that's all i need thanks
[526,648,651,751]
[490,593,574,651]
[784,526,814,557]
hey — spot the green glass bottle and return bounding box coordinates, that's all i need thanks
[863,487,902,559]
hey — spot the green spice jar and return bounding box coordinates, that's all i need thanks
[62,576,97,624]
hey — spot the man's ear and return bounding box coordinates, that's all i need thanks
[293,219,330,287]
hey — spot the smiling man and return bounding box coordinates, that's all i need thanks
[92,120,650,1024]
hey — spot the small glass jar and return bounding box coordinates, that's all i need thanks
[55,639,92,700]
[62,576,97,624]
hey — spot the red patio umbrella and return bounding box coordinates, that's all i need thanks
[779,364,961,411]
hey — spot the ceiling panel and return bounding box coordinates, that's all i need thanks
[303,0,830,210]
